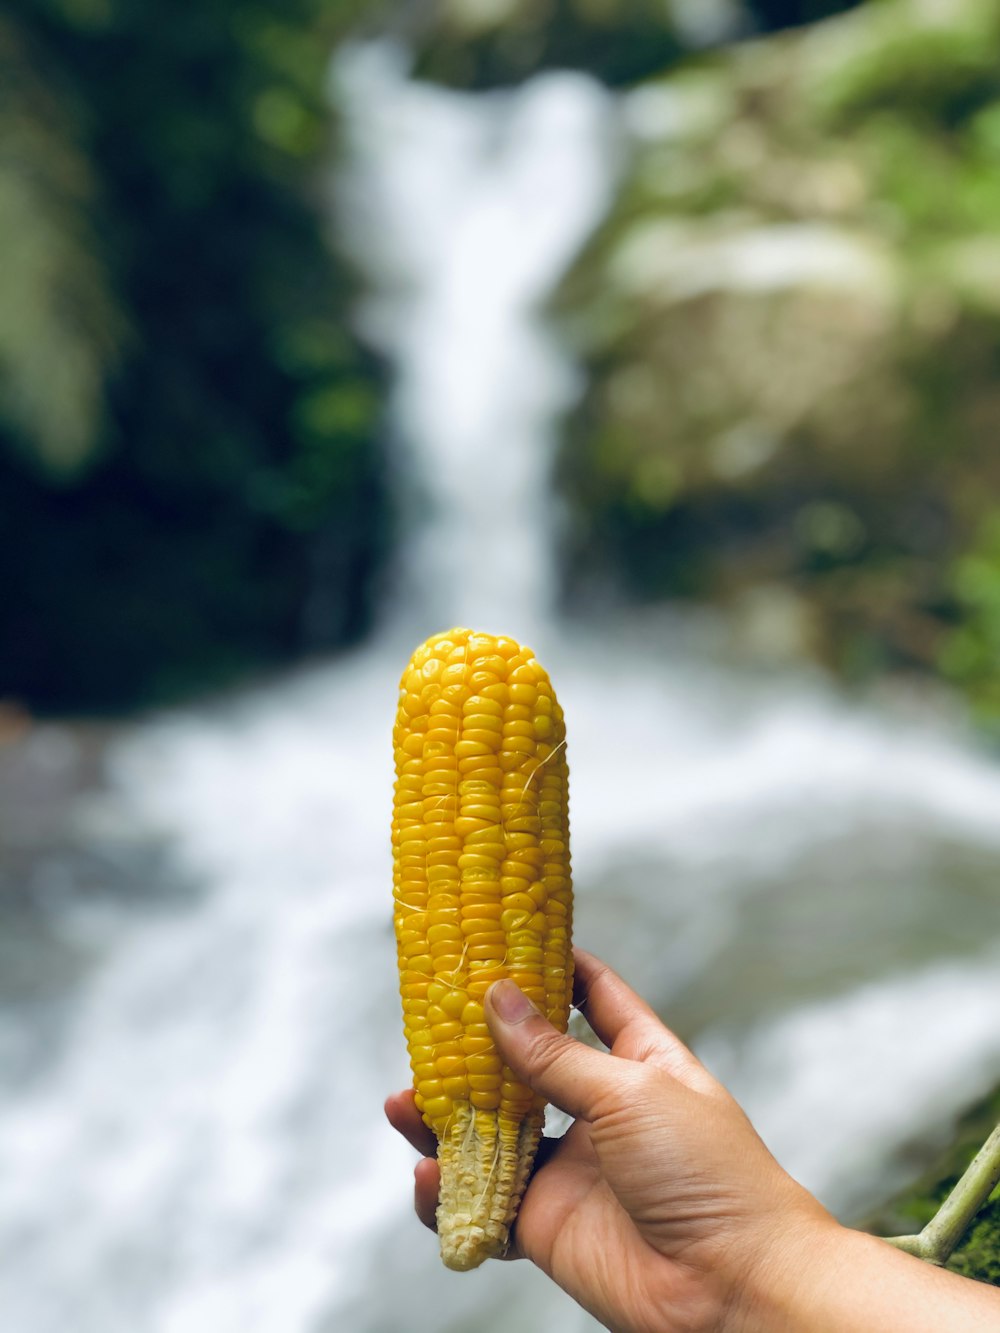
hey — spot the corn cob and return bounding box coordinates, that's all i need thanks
[392,627,573,1271]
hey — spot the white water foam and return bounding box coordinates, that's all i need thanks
[701,949,1000,1220]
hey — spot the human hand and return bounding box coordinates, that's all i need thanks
[389,950,1000,1331]
[386,948,836,1333]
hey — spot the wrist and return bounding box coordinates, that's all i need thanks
[725,1210,854,1333]
[723,1208,1000,1333]
[660,1186,845,1333]
[698,1191,826,1333]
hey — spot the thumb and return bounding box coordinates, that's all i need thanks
[485,979,624,1123]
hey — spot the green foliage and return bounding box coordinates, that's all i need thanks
[0,17,122,474]
[816,0,1000,129]
[940,517,1000,722]
[0,0,387,710]
[409,0,683,90]
[403,0,866,91]
[751,0,865,24]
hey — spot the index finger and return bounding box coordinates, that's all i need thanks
[572,948,664,1047]
[572,948,718,1093]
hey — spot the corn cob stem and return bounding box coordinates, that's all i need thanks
[885,1121,1000,1266]
[436,1104,544,1269]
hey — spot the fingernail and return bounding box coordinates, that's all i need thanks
[490,979,536,1024]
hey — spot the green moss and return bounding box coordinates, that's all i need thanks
[816,7,1000,128]
[863,1085,1000,1284]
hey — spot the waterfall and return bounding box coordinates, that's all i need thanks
[333,42,618,638]
[1,43,999,1333]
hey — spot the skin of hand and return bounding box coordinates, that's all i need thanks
[386,949,1000,1333]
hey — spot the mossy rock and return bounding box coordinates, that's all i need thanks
[554,0,1000,702]
[863,1084,1000,1285]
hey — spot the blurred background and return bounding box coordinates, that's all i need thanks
[2,0,1000,1326]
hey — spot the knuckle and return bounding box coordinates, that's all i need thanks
[574,959,611,1009]
[520,1020,569,1073]
[591,1061,648,1119]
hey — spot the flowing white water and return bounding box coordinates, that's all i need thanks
[333,42,619,637]
[2,44,1000,1333]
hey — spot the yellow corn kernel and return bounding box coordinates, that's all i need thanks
[392,627,573,1271]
